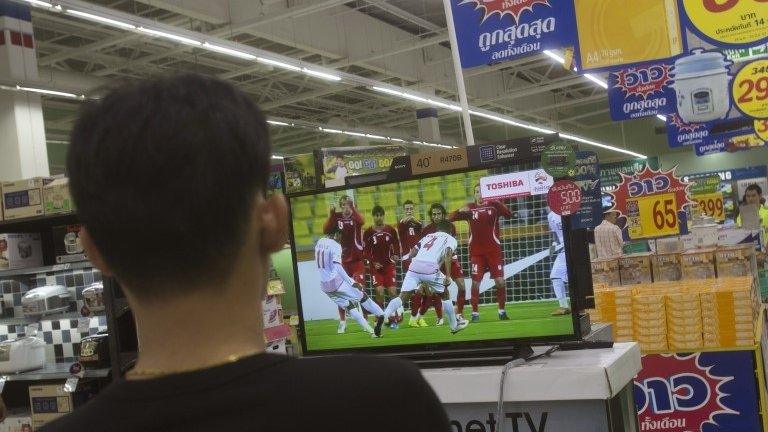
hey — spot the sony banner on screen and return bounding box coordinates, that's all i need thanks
[448,0,578,69]
[634,352,761,432]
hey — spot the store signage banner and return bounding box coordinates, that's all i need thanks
[479,169,553,200]
[318,145,406,188]
[448,0,578,69]
[610,165,693,240]
[600,157,660,192]
[572,151,603,229]
[607,61,676,120]
[678,0,768,49]
[634,352,761,432]
[666,112,759,152]
[732,58,768,119]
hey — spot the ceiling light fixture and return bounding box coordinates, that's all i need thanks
[302,68,342,82]
[16,85,79,98]
[266,120,291,126]
[21,0,53,7]
[560,133,646,159]
[65,9,136,29]
[256,57,301,72]
[137,27,201,46]
[542,49,565,64]
[584,73,608,89]
[271,155,284,160]
[469,110,556,135]
[201,42,256,60]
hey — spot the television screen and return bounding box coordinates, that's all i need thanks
[290,162,579,354]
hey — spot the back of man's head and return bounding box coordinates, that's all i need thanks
[68,74,271,298]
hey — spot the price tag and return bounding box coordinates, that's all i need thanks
[64,377,79,393]
[409,148,468,175]
[546,180,582,216]
[627,193,679,239]
[733,59,768,119]
[682,0,768,46]
[694,192,725,222]
[77,317,91,334]
[756,119,768,142]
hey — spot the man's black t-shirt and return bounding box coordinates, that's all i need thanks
[40,354,449,431]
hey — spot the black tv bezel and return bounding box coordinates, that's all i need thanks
[286,154,583,358]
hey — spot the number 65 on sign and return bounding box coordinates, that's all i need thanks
[628,194,679,239]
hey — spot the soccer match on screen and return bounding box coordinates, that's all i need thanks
[291,166,576,352]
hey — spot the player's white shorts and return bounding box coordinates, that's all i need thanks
[324,279,364,309]
[550,251,568,282]
[401,270,447,294]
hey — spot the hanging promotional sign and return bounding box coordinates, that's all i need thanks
[732,58,768,119]
[679,0,768,49]
[479,169,554,200]
[690,173,726,222]
[757,118,768,141]
[448,0,578,69]
[666,112,759,154]
[318,145,406,188]
[540,141,576,178]
[607,61,676,120]
[547,180,582,216]
[634,352,761,432]
[600,157,660,192]
[283,153,317,194]
[572,151,603,229]
[610,165,693,239]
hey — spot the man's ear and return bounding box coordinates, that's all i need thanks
[79,228,114,277]
[257,193,289,253]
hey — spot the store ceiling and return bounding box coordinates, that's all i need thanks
[22,0,683,172]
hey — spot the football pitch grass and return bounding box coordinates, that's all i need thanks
[304,300,573,352]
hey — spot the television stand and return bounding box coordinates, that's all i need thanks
[394,344,535,368]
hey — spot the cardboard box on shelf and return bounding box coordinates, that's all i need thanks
[52,225,87,263]
[42,178,74,215]
[1,178,52,220]
[716,245,754,278]
[681,248,716,279]
[653,252,682,282]
[591,258,620,287]
[0,413,33,432]
[29,384,72,429]
[0,233,43,270]
[619,253,653,285]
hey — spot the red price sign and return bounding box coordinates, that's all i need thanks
[547,180,582,216]
[733,59,768,119]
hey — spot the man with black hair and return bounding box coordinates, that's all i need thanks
[316,226,385,336]
[43,74,448,432]
[363,206,401,328]
[383,221,469,335]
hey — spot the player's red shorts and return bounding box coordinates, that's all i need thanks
[343,260,366,285]
[470,249,503,282]
[370,263,396,288]
[450,258,463,279]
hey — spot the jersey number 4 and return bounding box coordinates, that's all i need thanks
[422,237,438,250]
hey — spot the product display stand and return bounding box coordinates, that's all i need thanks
[422,342,642,432]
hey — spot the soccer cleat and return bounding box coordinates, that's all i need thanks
[337,321,347,334]
[389,321,399,330]
[456,315,468,326]
[551,307,572,316]
[434,318,444,326]
[498,311,509,320]
[451,319,469,334]
[471,313,480,323]
[374,316,385,337]
[409,317,420,328]
[418,318,429,327]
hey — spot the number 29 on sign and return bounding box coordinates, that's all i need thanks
[629,194,679,238]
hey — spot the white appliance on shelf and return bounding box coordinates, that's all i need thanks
[82,282,104,312]
[0,337,46,373]
[22,285,71,316]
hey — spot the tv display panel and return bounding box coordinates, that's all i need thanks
[290,163,578,354]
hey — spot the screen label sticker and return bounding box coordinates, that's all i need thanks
[410,148,468,175]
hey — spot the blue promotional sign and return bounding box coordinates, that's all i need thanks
[449,0,578,69]
[666,113,715,148]
[572,151,602,229]
[608,61,676,120]
[634,351,761,432]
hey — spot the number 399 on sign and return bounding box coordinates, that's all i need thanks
[627,194,679,239]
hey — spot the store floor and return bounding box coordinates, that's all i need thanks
[305,300,572,350]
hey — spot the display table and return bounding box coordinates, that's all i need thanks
[422,342,642,432]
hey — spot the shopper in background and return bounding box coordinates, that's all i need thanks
[595,209,624,259]
[43,74,449,432]
[736,184,768,231]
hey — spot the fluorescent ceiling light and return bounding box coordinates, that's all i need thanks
[584,74,608,89]
[343,131,367,138]
[302,68,342,82]
[388,138,405,143]
[469,110,555,135]
[560,133,646,158]
[17,86,78,98]
[202,42,256,60]
[319,128,343,134]
[22,0,53,7]
[256,57,301,72]
[372,86,461,112]
[543,50,565,64]
[138,27,201,46]
[656,114,667,122]
[271,155,284,160]
[266,120,290,126]
[365,134,387,140]
[65,10,136,29]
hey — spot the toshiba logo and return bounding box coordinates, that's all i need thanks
[485,180,524,190]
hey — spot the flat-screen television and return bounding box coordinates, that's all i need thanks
[288,151,582,356]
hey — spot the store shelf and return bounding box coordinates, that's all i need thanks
[0,212,78,229]
[0,311,101,327]
[2,363,109,382]
[0,260,93,278]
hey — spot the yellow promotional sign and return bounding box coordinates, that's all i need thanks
[627,193,680,239]
[694,192,726,222]
[574,0,684,70]
[682,0,768,46]
[756,119,768,142]
[733,59,768,119]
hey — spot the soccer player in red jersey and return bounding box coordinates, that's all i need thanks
[396,200,425,327]
[451,184,512,321]
[323,195,366,333]
[363,206,401,328]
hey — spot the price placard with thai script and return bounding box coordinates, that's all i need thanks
[627,193,679,239]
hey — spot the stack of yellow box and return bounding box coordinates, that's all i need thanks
[632,286,667,351]
[700,277,756,348]
[665,282,703,350]
[594,286,634,342]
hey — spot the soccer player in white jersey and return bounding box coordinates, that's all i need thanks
[315,226,386,337]
[383,221,469,335]
[547,211,570,316]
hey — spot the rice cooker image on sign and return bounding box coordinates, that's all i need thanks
[671,50,732,124]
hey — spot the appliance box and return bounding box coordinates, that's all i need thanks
[82,282,104,312]
[22,286,71,316]
[52,224,88,263]
[0,337,46,374]
[29,384,72,429]
[0,413,33,432]
[42,178,74,215]
[262,295,282,329]
[79,333,110,368]
[1,177,52,220]
[0,233,43,271]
